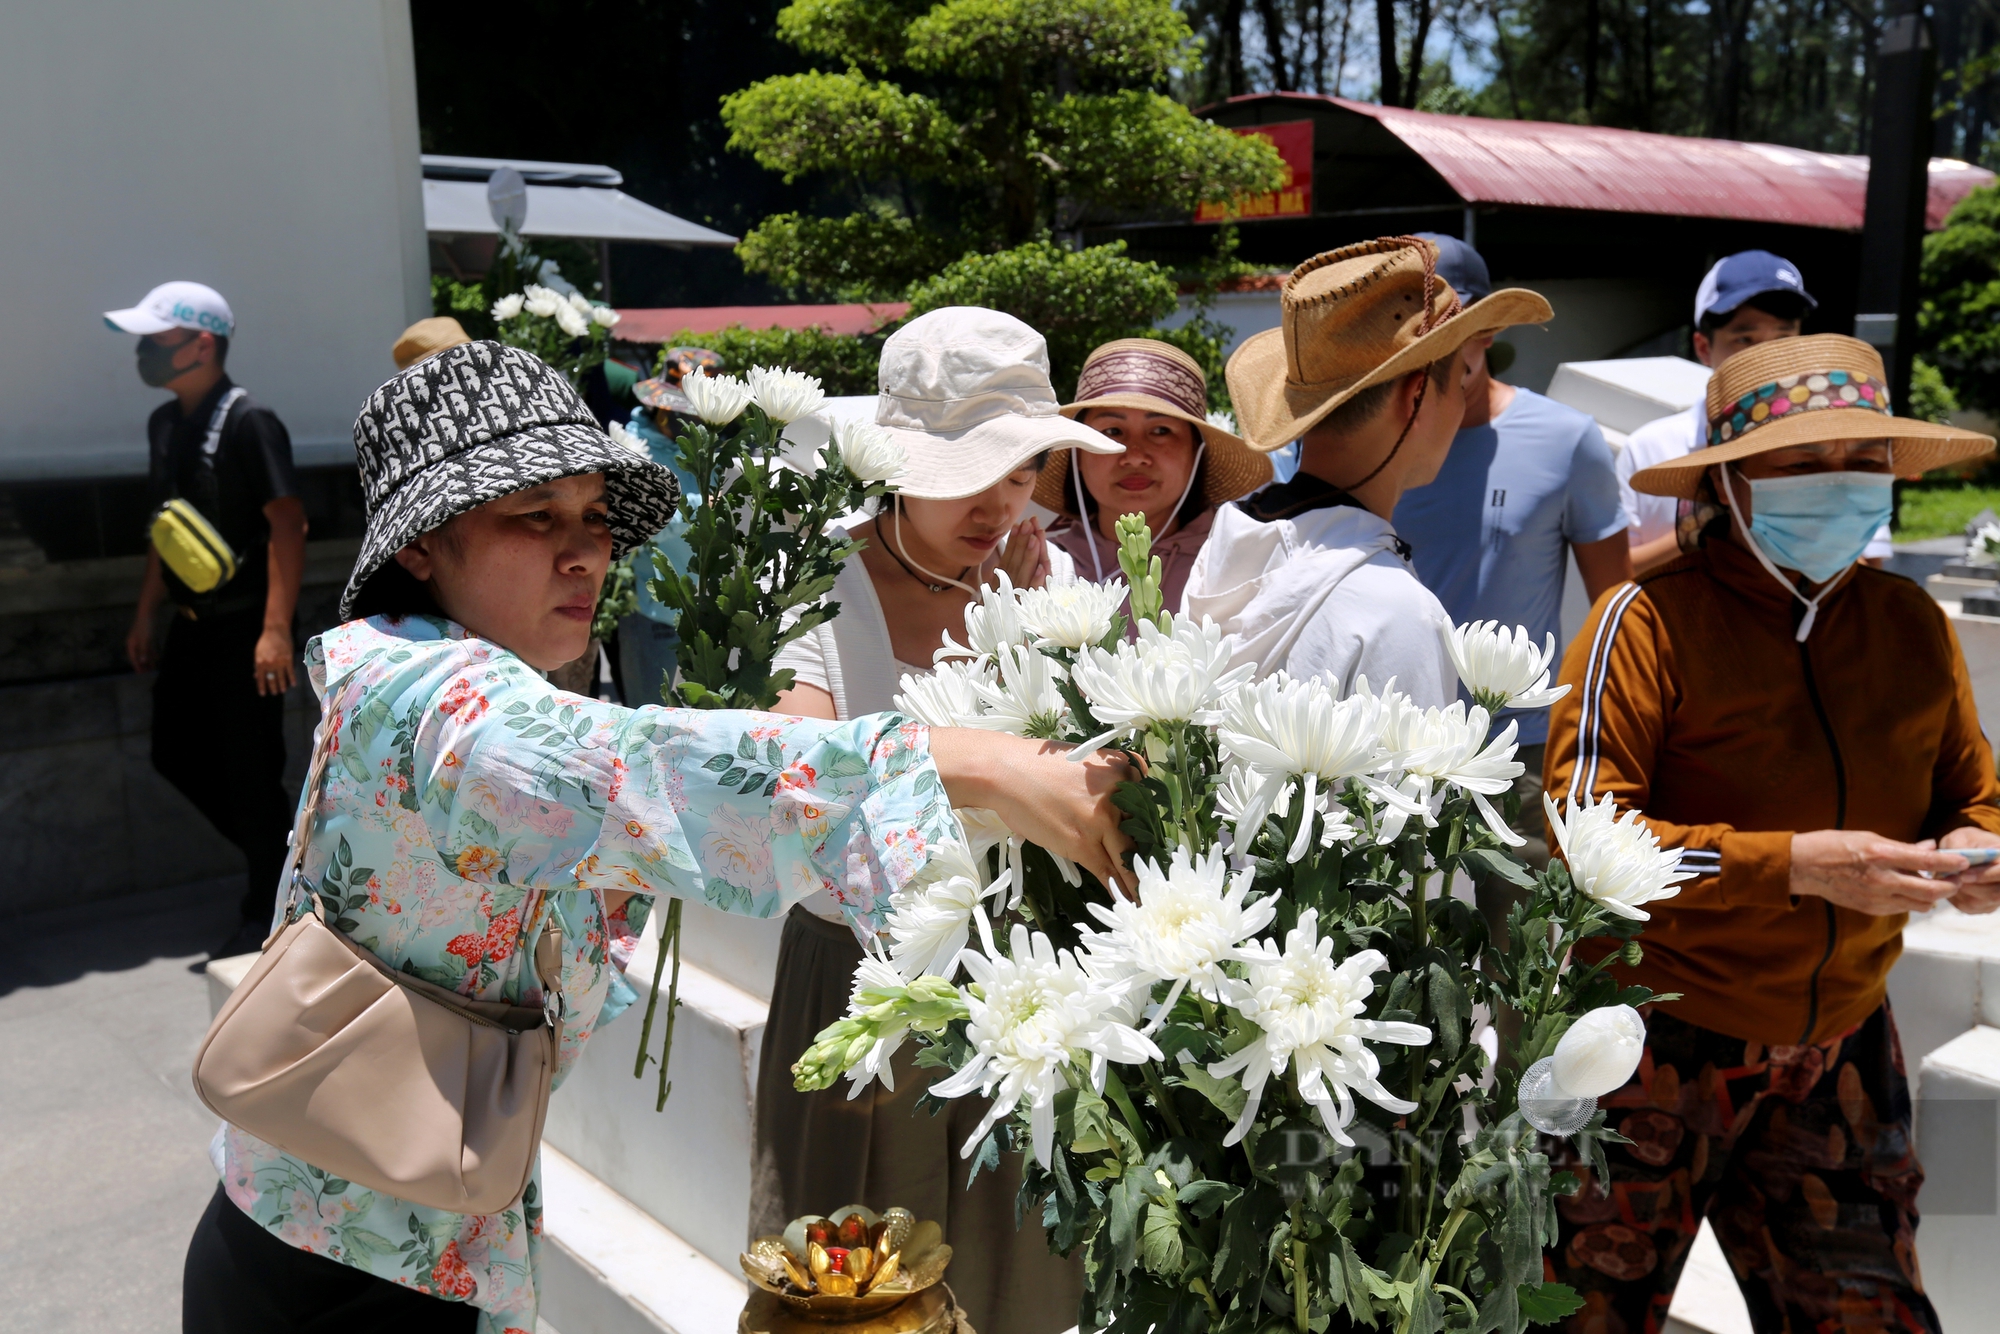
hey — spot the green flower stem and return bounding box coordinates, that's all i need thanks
[1139,1059,1186,1139]
[1289,1199,1310,1333]
[1100,1066,1153,1157]
[632,907,672,1078]
[654,899,685,1109]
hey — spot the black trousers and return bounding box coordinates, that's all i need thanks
[184,1185,478,1333]
[153,606,292,924]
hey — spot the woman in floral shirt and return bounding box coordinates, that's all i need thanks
[182,342,1135,1334]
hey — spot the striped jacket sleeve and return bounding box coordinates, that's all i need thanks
[1542,581,1793,910]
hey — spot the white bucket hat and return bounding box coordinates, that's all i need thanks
[875,307,1122,499]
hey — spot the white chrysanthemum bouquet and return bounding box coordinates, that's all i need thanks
[630,366,906,1110]
[795,516,1693,1334]
[489,284,621,386]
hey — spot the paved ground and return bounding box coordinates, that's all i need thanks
[0,878,240,1333]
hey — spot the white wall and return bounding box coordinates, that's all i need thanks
[0,0,429,481]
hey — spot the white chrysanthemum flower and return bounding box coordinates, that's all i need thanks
[1380,700,1526,847]
[964,645,1070,739]
[839,956,920,1098]
[746,365,827,425]
[893,658,995,728]
[606,420,650,457]
[1442,621,1570,713]
[931,925,1162,1167]
[522,285,562,318]
[1543,792,1694,921]
[937,572,1030,663]
[833,418,906,485]
[1081,846,1277,1026]
[490,292,525,320]
[566,291,593,314]
[883,840,1008,982]
[1215,671,1418,856]
[683,370,752,426]
[591,304,621,328]
[554,301,591,338]
[1070,615,1254,754]
[1016,573,1129,650]
[1208,911,1431,1147]
[1551,1004,1646,1099]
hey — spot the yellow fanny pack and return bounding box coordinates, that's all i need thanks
[150,385,246,595]
[150,498,237,594]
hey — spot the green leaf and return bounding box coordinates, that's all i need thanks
[1140,1200,1185,1277]
[701,753,733,772]
[337,836,353,868]
[1463,845,1536,889]
[321,1178,350,1195]
[765,738,786,769]
[1426,960,1465,1060]
[1174,1060,1246,1120]
[348,867,375,885]
[720,766,748,787]
[738,733,759,759]
[1517,1282,1586,1324]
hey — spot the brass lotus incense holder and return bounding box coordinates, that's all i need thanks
[740,1205,952,1320]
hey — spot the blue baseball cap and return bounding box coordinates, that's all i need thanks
[1414,233,1491,305]
[1693,251,1815,326]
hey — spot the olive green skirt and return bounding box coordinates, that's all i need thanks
[750,907,1085,1334]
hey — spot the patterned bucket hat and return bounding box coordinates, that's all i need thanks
[339,340,680,619]
[1629,334,1994,499]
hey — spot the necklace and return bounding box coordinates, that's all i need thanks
[876,517,972,594]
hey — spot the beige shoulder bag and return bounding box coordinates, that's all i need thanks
[193,705,564,1214]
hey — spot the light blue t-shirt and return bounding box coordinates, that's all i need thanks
[1392,387,1625,745]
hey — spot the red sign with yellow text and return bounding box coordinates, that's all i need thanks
[1195,120,1314,223]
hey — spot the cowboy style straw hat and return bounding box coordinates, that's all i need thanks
[1225,237,1553,452]
[874,307,1122,499]
[339,341,679,619]
[391,316,472,371]
[1630,334,1995,498]
[1034,338,1272,512]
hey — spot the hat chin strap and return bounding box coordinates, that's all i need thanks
[893,498,980,596]
[1721,462,1853,643]
[1071,442,1206,585]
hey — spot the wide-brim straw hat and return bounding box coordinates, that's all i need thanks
[1630,334,1995,498]
[340,341,679,619]
[391,316,472,371]
[1035,337,1272,512]
[874,306,1122,500]
[1225,237,1553,452]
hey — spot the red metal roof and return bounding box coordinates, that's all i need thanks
[613,302,909,343]
[1210,94,1992,230]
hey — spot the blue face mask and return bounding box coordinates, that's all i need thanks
[1740,470,1893,584]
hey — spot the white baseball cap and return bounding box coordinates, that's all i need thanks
[103,281,235,339]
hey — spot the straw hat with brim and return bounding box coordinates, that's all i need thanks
[339,341,680,619]
[874,306,1123,500]
[391,317,472,371]
[1225,238,1554,452]
[1035,338,1272,512]
[1630,334,1995,499]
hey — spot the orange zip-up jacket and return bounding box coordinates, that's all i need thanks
[1543,532,2000,1045]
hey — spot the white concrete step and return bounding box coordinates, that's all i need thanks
[542,922,770,1274]
[538,1144,745,1334]
[1915,1025,2000,1334]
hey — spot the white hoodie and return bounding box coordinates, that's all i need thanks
[1182,501,1457,709]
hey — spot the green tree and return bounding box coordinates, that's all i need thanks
[720,0,1288,301]
[1921,180,2000,415]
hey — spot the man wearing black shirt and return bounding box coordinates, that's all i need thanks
[106,282,307,956]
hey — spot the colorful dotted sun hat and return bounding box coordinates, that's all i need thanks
[1629,334,1994,499]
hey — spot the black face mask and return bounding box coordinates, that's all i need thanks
[137,336,193,388]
